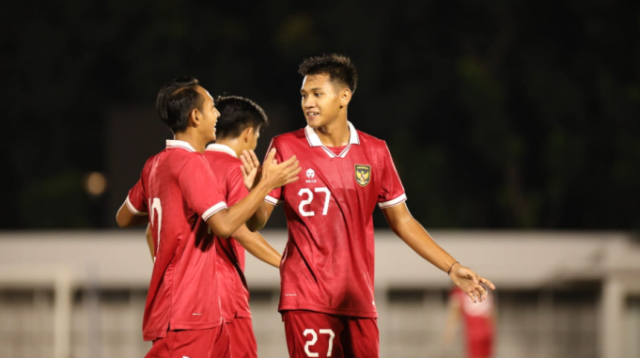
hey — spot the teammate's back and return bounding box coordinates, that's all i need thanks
[205,146,251,317]
[132,140,227,339]
[204,95,281,358]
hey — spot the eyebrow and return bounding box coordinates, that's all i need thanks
[301,87,324,93]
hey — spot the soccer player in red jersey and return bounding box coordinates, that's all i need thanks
[143,95,279,357]
[204,95,281,358]
[241,55,496,358]
[115,77,300,358]
[443,287,496,358]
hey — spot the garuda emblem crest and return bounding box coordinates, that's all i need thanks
[355,164,371,187]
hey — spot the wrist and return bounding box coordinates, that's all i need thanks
[254,180,271,196]
[447,261,459,275]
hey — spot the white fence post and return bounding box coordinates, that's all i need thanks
[54,268,72,358]
[601,277,624,358]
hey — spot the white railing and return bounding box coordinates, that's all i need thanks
[0,230,638,358]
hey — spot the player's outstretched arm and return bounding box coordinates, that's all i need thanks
[232,225,282,268]
[245,203,276,232]
[207,149,300,238]
[240,149,278,230]
[382,203,495,302]
[115,202,148,228]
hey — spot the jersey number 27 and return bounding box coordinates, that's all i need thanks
[298,187,331,217]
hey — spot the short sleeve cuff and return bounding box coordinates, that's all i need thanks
[202,202,228,221]
[126,196,147,216]
[378,193,407,209]
[265,195,282,206]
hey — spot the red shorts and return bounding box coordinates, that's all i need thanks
[145,325,230,358]
[283,310,379,358]
[467,335,493,358]
[227,318,258,358]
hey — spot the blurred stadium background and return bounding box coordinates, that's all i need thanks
[2,0,639,357]
[1,231,639,358]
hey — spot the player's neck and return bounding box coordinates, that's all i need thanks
[214,138,243,157]
[173,131,207,153]
[314,117,350,147]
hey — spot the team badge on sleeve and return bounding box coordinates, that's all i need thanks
[354,165,371,187]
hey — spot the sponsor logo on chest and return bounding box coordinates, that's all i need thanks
[306,168,316,183]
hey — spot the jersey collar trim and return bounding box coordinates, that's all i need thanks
[304,121,360,158]
[166,140,196,152]
[205,143,237,158]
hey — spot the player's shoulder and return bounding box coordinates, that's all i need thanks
[176,149,207,163]
[355,129,389,152]
[205,151,242,178]
[167,149,209,175]
[270,129,306,146]
[142,152,161,168]
[160,145,202,160]
[141,149,175,172]
[355,129,385,144]
[203,149,241,164]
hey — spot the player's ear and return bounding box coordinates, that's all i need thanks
[241,126,254,143]
[340,87,352,108]
[188,108,200,128]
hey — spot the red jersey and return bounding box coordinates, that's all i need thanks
[203,144,252,322]
[450,287,495,340]
[266,122,407,318]
[126,140,228,341]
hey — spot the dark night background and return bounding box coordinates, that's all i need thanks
[2,0,639,230]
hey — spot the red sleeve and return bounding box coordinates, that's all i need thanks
[126,177,148,215]
[179,155,228,221]
[264,138,284,206]
[377,142,407,209]
[226,165,249,206]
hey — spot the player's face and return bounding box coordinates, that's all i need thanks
[301,74,343,128]
[197,87,220,142]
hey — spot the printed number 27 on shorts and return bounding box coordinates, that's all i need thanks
[304,328,335,357]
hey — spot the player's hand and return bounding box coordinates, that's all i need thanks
[240,149,262,191]
[449,265,495,303]
[260,148,300,189]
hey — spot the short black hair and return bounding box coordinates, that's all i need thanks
[156,76,204,133]
[214,95,269,139]
[298,54,358,93]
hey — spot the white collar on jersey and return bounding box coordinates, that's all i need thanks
[166,139,196,152]
[304,121,360,158]
[205,143,237,158]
